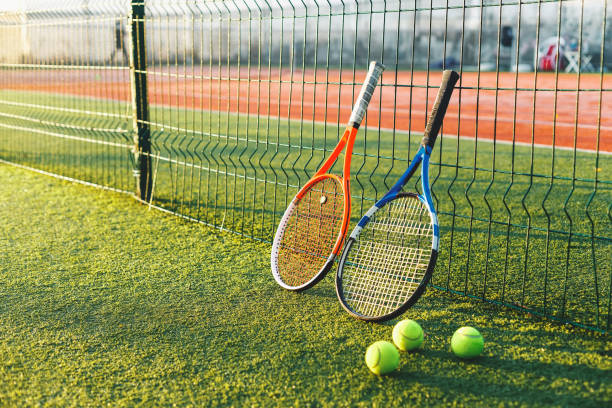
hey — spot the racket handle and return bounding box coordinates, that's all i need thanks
[421,70,460,149]
[349,61,385,128]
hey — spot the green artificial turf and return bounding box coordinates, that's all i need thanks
[0,164,610,407]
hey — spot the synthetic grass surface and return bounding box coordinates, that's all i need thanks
[0,164,610,407]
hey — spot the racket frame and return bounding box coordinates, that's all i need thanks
[271,62,384,291]
[335,69,459,320]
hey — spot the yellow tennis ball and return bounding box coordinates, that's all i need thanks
[451,326,484,359]
[365,341,399,375]
[392,319,424,351]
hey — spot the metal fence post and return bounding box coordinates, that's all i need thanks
[130,0,151,201]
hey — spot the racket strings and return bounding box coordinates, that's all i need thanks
[277,178,345,287]
[341,195,433,317]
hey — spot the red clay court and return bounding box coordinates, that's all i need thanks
[4,68,611,152]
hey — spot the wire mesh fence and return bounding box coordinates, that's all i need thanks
[1,0,610,332]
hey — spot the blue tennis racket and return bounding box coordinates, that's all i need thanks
[335,70,459,322]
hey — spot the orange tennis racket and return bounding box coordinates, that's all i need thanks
[271,61,385,291]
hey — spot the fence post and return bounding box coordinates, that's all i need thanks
[130,0,152,201]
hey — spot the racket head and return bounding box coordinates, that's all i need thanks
[335,192,439,321]
[271,174,348,291]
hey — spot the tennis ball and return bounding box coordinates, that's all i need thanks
[365,341,399,375]
[392,319,424,351]
[451,326,484,359]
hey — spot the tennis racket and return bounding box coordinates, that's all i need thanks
[271,61,385,291]
[335,70,459,321]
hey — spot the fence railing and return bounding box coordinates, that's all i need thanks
[1,0,610,332]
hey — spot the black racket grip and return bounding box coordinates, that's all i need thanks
[349,61,385,128]
[421,70,459,149]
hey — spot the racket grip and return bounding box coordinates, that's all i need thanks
[349,61,385,128]
[421,70,460,149]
